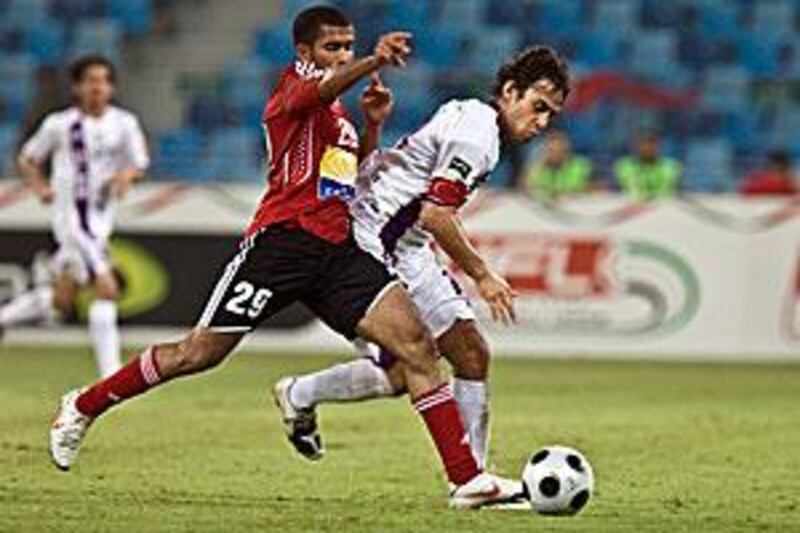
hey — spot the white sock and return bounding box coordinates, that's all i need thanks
[289,358,394,409]
[88,300,121,378]
[0,286,54,326]
[453,378,490,469]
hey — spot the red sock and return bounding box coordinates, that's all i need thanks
[76,346,162,418]
[413,383,481,486]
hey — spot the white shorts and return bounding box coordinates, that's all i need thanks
[352,245,475,368]
[52,234,112,285]
[393,245,475,338]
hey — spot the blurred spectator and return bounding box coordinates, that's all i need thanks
[739,150,797,196]
[614,131,681,200]
[523,131,592,199]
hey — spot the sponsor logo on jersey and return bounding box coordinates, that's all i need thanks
[318,146,358,201]
[446,156,473,183]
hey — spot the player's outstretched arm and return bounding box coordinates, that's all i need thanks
[17,117,57,204]
[317,32,411,105]
[105,167,145,199]
[17,155,53,204]
[419,201,516,325]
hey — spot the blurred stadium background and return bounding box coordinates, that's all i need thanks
[1,2,799,531]
[0,0,799,188]
[0,0,797,356]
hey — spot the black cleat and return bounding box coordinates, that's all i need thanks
[272,377,325,461]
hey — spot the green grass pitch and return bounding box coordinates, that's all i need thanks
[1,345,799,532]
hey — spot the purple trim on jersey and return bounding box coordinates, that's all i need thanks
[69,119,95,238]
[365,348,398,370]
[379,198,422,256]
[72,240,99,281]
[445,269,464,296]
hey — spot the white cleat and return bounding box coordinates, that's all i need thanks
[49,389,93,471]
[449,472,525,510]
[272,377,324,461]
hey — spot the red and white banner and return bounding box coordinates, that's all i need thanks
[1,183,797,359]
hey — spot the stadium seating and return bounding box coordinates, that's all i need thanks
[0,124,17,175]
[70,20,123,62]
[683,138,734,192]
[3,0,800,190]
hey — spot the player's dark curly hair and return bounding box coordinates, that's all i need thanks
[493,45,570,99]
[69,54,117,84]
[293,5,352,46]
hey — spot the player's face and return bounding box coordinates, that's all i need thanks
[499,79,564,143]
[74,65,114,111]
[307,25,356,70]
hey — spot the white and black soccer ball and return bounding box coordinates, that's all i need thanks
[521,445,594,515]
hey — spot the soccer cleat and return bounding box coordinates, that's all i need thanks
[481,475,529,511]
[49,389,93,471]
[449,472,525,510]
[272,377,324,461]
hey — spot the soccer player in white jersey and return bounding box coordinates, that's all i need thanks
[273,46,569,469]
[1,55,149,377]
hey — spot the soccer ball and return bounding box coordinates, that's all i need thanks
[521,445,594,515]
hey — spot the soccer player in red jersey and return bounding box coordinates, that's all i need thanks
[49,6,518,508]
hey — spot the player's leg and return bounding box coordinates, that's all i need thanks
[304,242,485,491]
[68,234,124,378]
[89,270,122,378]
[50,327,244,470]
[0,254,67,330]
[282,340,402,410]
[273,339,403,460]
[75,327,244,419]
[286,320,492,467]
[352,284,487,490]
[282,253,492,465]
[327,259,492,470]
[49,230,285,470]
[353,284,519,507]
[0,284,55,329]
[438,319,491,470]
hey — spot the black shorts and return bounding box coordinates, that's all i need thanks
[198,224,396,339]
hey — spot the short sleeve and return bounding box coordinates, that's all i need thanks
[123,115,150,170]
[20,115,58,163]
[427,131,495,208]
[279,64,325,116]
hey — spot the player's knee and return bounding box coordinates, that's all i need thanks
[94,274,119,300]
[384,363,409,395]
[170,337,223,375]
[52,287,74,316]
[452,341,490,381]
[396,327,438,375]
[96,285,119,301]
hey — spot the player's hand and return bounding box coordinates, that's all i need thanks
[361,73,394,124]
[103,172,131,200]
[476,270,517,326]
[374,32,412,68]
[32,182,54,204]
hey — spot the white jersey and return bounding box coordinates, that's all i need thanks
[20,105,149,245]
[351,98,500,260]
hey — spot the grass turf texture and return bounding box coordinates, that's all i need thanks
[1,345,799,532]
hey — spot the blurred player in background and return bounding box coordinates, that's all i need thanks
[274,46,569,474]
[2,55,149,378]
[49,6,520,508]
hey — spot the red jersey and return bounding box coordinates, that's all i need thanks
[246,61,361,243]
